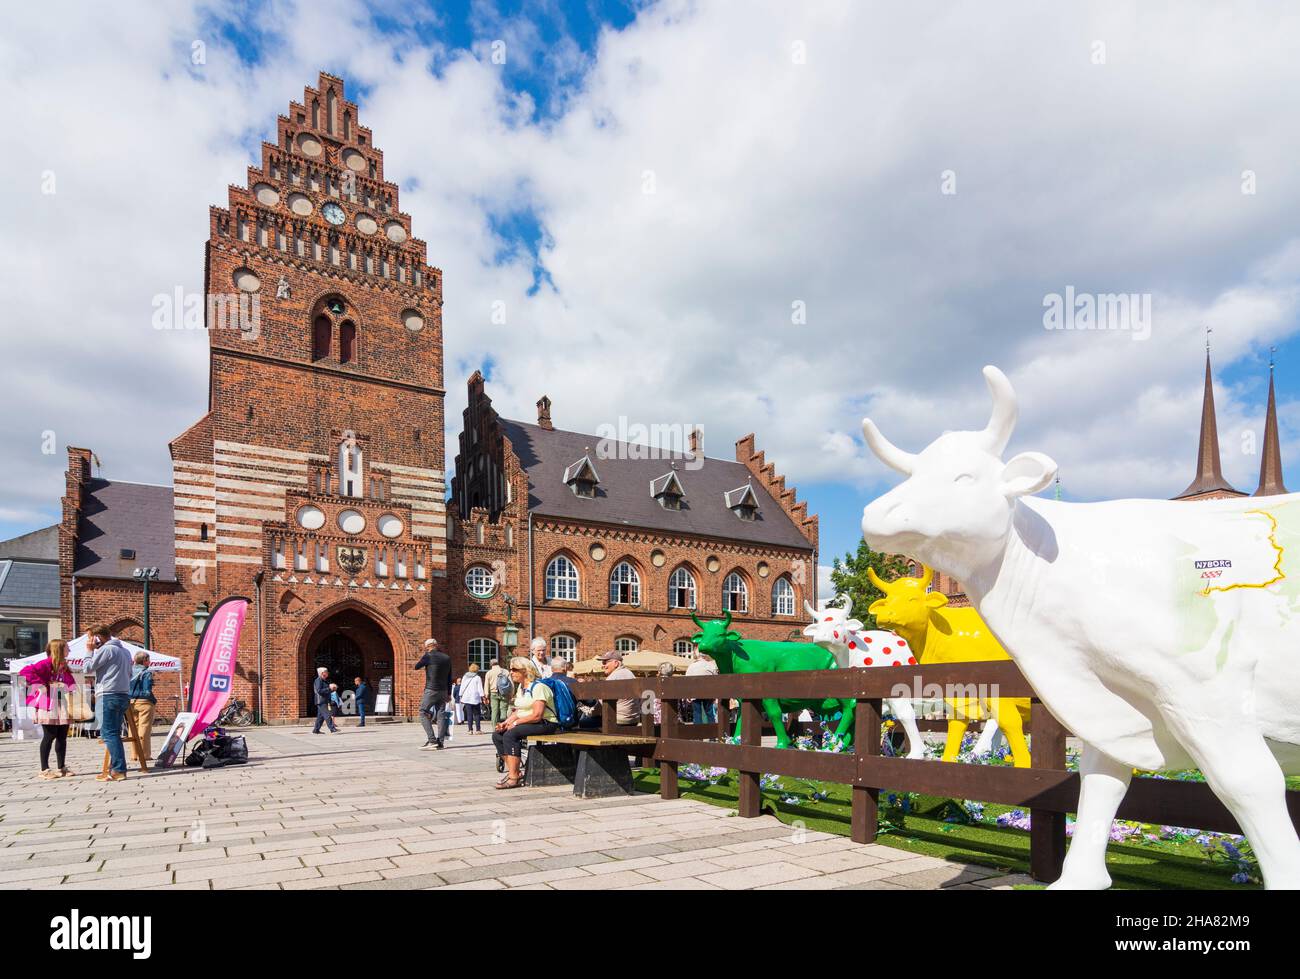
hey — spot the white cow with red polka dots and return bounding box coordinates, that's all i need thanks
[802,595,929,759]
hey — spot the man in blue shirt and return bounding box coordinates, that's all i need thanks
[84,624,135,780]
[354,676,370,727]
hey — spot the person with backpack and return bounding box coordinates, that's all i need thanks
[491,657,562,789]
[483,659,513,726]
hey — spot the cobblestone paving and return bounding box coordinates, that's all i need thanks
[0,723,1034,890]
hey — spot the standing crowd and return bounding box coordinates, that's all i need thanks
[17,625,156,782]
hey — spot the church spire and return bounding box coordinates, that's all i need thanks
[1254,350,1287,496]
[1175,345,1241,499]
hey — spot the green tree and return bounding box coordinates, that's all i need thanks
[828,541,912,630]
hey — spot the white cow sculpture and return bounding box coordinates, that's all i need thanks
[801,595,929,759]
[860,365,1300,890]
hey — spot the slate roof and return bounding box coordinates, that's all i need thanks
[498,419,812,551]
[0,525,58,561]
[73,480,177,581]
[0,560,59,611]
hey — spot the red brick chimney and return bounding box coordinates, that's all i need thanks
[537,395,553,430]
[688,426,703,457]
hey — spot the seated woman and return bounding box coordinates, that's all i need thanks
[491,657,559,789]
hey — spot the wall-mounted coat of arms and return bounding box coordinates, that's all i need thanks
[337,545,367,576]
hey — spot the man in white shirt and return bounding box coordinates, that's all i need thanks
[686,653,719,724]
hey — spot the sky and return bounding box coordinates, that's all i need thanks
[3,0,1300,597]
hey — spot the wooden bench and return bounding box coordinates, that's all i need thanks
[525,733,657,797]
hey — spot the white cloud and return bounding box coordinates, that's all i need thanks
[3,0,1300,543]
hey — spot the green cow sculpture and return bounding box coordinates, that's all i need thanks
[690,610,855,749]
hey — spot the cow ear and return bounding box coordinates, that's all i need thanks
[868,599,886,614]
[801,623,817,637]
[847,618,864,631]
[925,592,948,609]
[1000,451,1057,498]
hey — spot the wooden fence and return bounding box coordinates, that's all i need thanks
[583,662,1300,882]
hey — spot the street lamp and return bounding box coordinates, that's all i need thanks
[501,592,520,653]
[192,601,210,636]
[132,566,160,649]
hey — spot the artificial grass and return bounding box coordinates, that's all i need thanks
[631,767,1265,890]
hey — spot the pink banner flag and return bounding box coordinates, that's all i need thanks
[187,596,249,732]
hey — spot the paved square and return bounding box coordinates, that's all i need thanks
[0,723,1032,890]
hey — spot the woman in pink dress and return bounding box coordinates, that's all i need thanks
[19,639,76,779]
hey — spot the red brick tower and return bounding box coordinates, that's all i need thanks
[172,72,447,719]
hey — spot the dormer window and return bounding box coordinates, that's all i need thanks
[724,483,759,521]
[562,455,600,499]
[651,471,685,510]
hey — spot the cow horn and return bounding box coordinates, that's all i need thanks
[838,593,853,616]
[917,565,933,589]
[804,599,818,619]
[862,418,916,475]
[979,365,1018,456]
[690,611,705,630]
[866,567,887,591]
[722,608,732,629]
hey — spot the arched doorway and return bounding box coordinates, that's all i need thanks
[301,606,396,717]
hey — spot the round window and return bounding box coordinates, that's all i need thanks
[465,565,496,598]
[377,514,403,539]
[252,183,279,207]
[296,505,325,530]
[650,549,666,568]
[232,267,261,293]
[589,543,606,561]
[337,509,366,535]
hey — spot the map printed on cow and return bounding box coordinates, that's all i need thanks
[1175,500,1300,668]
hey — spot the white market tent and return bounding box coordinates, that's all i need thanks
[7,635,180,674]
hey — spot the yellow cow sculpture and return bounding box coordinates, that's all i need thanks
[867,565,1031,767]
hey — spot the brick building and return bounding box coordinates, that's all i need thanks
[54,72,818,721]
[445,373,819,668]
[61,73,446,721]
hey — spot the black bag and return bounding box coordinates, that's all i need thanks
[186,734,248,768]
[185,739,215,767]
[225,736,249,764]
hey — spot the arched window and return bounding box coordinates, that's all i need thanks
[465,565,495,598]
[673,638,694,655]
[771,577,795,616]
[468,638,499,671]
[668,567,696,609]
[545,555,580,601]
[723,572,749,613]
[550,635,577,661]
[337,436,363,498]
[312,314,331,360]
[615,636,639,653]
[339,320,357,363]
[609,561,640,606]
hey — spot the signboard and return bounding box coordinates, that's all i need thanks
[155,712,198,768]
[374,675,394,715]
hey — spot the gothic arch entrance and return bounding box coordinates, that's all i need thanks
[300,606,396,717]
